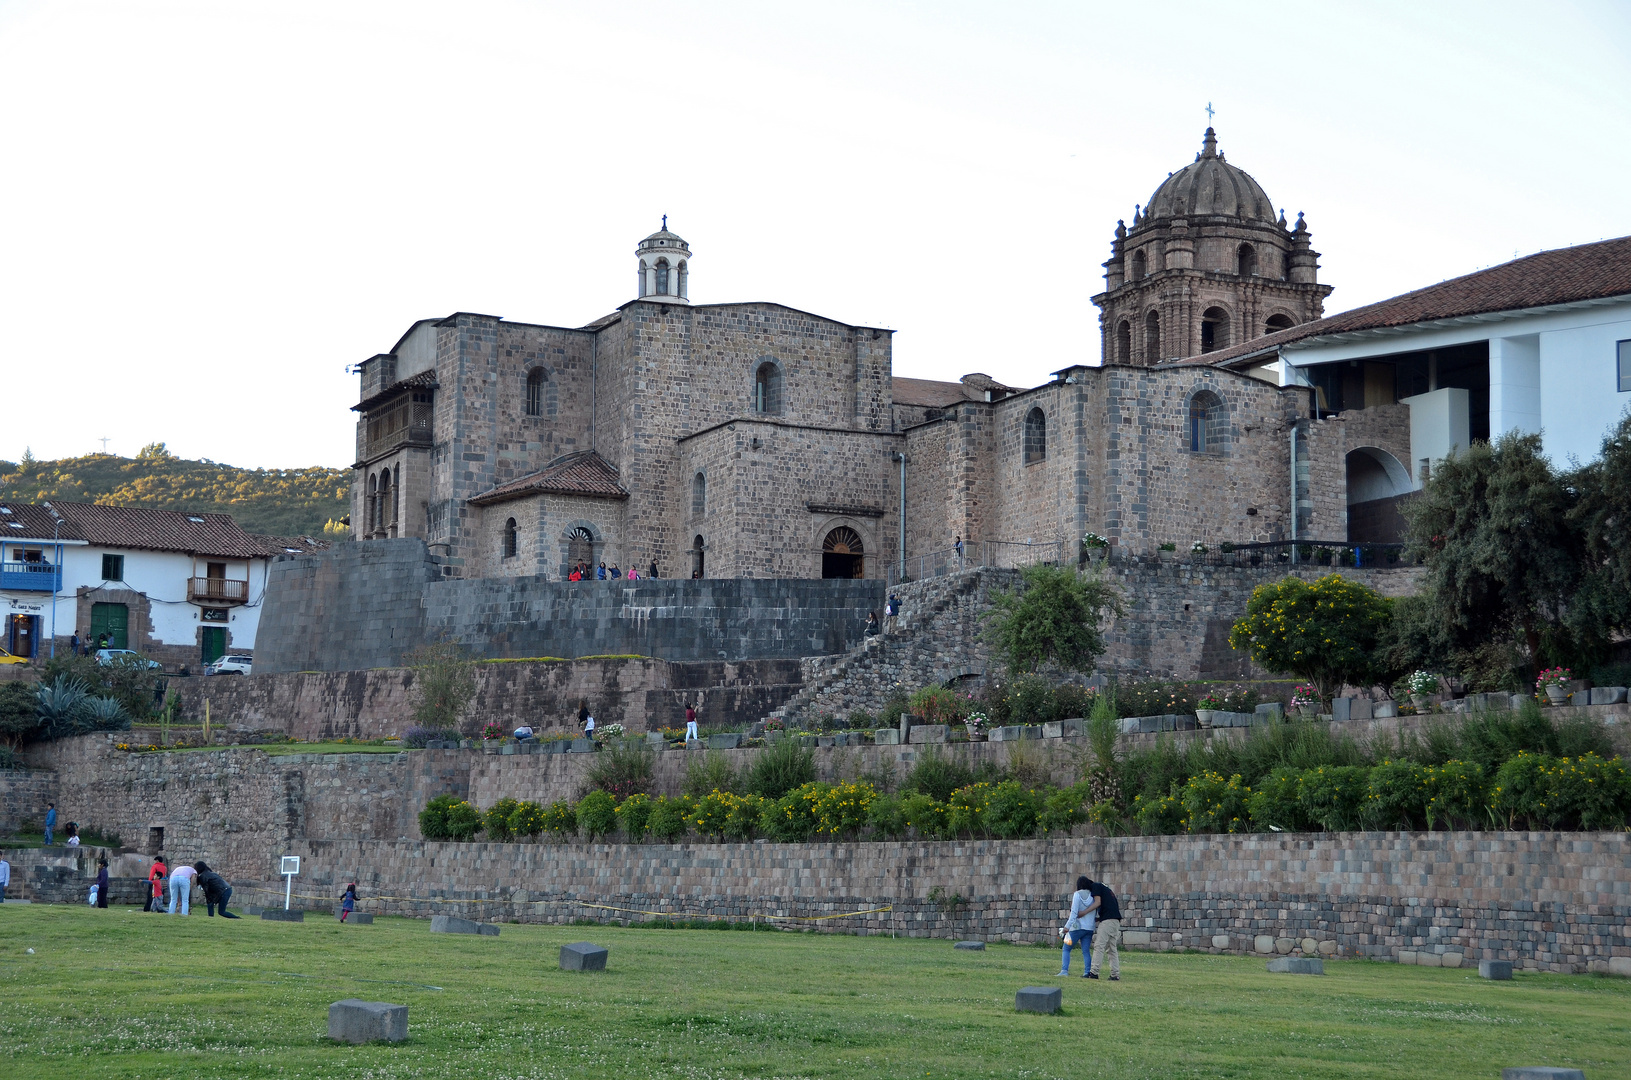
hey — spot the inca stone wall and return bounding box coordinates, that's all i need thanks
[0,768,56,836]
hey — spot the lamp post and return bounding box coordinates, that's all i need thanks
[44,502,62,659]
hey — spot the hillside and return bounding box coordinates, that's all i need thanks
[0,444,350,538]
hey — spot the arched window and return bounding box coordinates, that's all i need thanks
[638,259,648,297]
[1200,307,1230,354]
[692,534,705,579]
[655,258,670,295]
[1237,244,1256,277]
[525,368,546,417]
[754,360,783,415]
[376,469,392,536]
[691,472,706,518]
[1115,320,1131,364]
[677,260,688,299]
[366,473,377,534]
[503,517,518,558]
[1187,389,1225,453]
[1265,313,1294,334]
[1023,407,1046,464]
[1130,249,1147,281]
[566,526,594,569]
[821,526,864,579]
[391,465,400,531]
[1144,310,1161,363]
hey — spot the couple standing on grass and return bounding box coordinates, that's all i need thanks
[1059,875,1121,980]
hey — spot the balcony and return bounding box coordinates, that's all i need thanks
[0,561,61,592]
[188,577,250,605]
[364,397,433,460]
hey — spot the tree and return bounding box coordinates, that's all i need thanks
[1227,573,1394,702]
[1402,432,1580,670]
[1566,409,1631,648]
[0,682,40,749]
[406,639,477,735]
[982,564,1123,676]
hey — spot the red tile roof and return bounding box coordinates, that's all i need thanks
[1168,234,1631,368]
[1,501,272,557]
[0,503,81,542]
[251,534,333,555]
[468,451,630,506]
[353,369,439,412]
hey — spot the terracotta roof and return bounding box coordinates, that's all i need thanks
[892,377,981,408]
[353,369,439,412]
[0,503,85,542]
[468,451,630,506]
[251,534,332,555]
[1168,234,1631,368]
[1,501,271,557]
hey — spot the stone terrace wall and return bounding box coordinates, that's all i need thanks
[230,831,1631,975]
[169,657,807,740]
[0,768,56,835]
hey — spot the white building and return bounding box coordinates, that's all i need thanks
[1170,235,1631,539]
[0,501,312,670]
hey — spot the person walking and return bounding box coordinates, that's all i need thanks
[145,854,168,913]
[167,860,197,915]
[1084,876,1123,981]
[43,802,56,845]
[648,559,659,579]
[885,593,900,631]
[94,857,110,909]
[684,702,698,744]
[627,566,639,580]
[339,882,357,922]
[194,862,238,918]
[1057,875,1096,976]
[0,854,10,903]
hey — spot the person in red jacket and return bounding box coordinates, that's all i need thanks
[145,855,167,913]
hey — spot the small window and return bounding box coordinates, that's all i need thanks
[1023,407,1046,464]
[1188,389,1225,453]
[1619,339,1631,392]
[525,369,546,417]
[655,258,670,295]
[101,553,124,581]
[503,518,518,558]
[1130,250,1146,280]
[754,361,783,415]
[691,473,706,518]
[1237,243,1256,277]
[1115,320,1131,363]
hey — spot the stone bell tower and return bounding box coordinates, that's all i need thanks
[635,217,691,303]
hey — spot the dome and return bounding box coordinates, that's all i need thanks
[1143,128,1276,225]
[636,219,690,255]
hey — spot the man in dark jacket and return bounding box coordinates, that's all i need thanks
[1084,877,1122,981]
[194,862,239,918]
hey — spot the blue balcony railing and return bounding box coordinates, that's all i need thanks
[0,562,62,592]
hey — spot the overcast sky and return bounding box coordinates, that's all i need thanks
[2,0,1628,469]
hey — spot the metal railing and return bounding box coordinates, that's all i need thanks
[887,540,1065,586]
[188,577,250,603]
[0,561,61,591]
[1125,539,1417,569]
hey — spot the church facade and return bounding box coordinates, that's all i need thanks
[349,130,1388,581]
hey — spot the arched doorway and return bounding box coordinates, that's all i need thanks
[821,527,864,579]
[1345,447,1413,543]
[692,535,705,579]
[566,526,595,570]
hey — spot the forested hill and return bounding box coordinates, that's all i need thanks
[0,444,350,538]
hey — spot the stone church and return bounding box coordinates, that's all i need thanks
[349,129,1391,581]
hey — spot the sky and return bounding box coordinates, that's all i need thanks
[1,0,1628,470]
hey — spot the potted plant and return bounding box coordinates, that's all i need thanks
[1291,685,1322,718]
[481,722,504,751]
[1536,667,1572,706]
[1080,532,1110,563]
[1191,541,1209,557]
[1158,541,1177,562]
[1195,692,1224,728]
[1406,670,1438,712]
[964,711,988,742]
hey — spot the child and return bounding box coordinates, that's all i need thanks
[1057,876,1097,977]
[339,882,357,922]
[146,855,167,912]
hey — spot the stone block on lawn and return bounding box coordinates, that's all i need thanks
[261,908,305,922]
[430,915,498,936]
[874,728,900,745]
[910,724,948,744]
[1015,986,1062,1014]
[328,999,407,1044]
[1266,957,1324,974]
[560,942,609,971]
[1480,959,1514,980]
[1609,956,1631,977]
[338,912,374,925]
[954,940,985,951]
[1501,1069,1587,1080]
[708,732,742,750]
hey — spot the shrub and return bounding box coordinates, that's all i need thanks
[899,792,948,838]
[484,797,520,842]
[577,790,618,839]
[983,563,1124,675]
[1132,788,1183,835]
[648,796,691,842]
[1422,759,1488,830]
[1362,760,1427,830]
[723,792,767,841]
[406,638,477,735]
[1039,781,1091,835]
[846,710,877,730]
[418,793,459,840]
[683,753,739,797]
[878,691,909,731]
[0,681,38,749]
[1296,765,1368,831]
[402,725,458,749]
[1085,799,1124,835]
[902,747,976,803]
[1228,574,1395,702]
[509,800,546,839]
[761,784,821,842]
[908,685,969,724]
[982,780,1041,839]
[867,793,908,839]
[585,744,655,799]
[444,799,483,841]
[36,676,91,739]
[1247,768,1311,832]
[743,738,817,799]
[687,790,736,838]
[83,696,131,732]
[1547,754,1631,830]
[542,800,578,840]
[1490,751,1551,828]
[808,780,875,837]
[1181,771,1252,834]
[613,793,651,839]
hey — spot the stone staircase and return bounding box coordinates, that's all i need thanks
[764,567,1019,726]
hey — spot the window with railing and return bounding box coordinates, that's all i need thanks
[365,391,433,458]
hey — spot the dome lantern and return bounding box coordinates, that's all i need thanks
[635,217,691,303]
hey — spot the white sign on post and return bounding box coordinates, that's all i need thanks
[280,855,300,911]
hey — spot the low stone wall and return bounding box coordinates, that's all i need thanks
[0,768,56,836]
[208,831,1631,976]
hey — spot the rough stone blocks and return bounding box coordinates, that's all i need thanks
[1043,719,1083,738]
[708,733,742,750]
[991,726,1023,742]
[1373,700,1398,718]
[328,999,408,1044]
[954,940,985,951]
[1015,986,1062,1014]
[1608,956,1631,977]
[431,915,498,936]
[1501,1069,1586,1080]
[1480,960,1513,980]
[1266,957,1324,974]
[1254,935,1275,954]
[560,941,609,971]
[1254,703,1284,721]
[1120,931,1151,946]
[1211,935,1230,949]
[569,739,596,753]
[873,728,900,745]
[1590,686,1627,705]
[262,908,305,922]
[910,724,948,744]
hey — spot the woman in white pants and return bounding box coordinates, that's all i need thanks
[168,862,197,915]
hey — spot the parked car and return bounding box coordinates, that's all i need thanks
[95,648,163,670]
[0,646,27,665]
[204,655,253,676]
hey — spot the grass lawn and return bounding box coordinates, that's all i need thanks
[0,905,1625,1079]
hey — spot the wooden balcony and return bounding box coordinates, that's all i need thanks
[364,398,433,460]
[188,577,249,605]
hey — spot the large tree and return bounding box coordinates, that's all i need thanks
[1566,409,1631,649]
[983,564,1123,676]
[1402,431,1580,671]
[1227,573,1394,701]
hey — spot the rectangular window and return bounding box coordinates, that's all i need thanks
[101,553,124,581]
[1619,339,1631,393]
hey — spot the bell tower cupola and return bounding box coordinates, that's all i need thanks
[636,217,691,303]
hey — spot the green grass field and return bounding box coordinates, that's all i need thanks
[0,905,1625,1079]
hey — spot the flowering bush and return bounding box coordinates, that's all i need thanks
[1196,693,1225,711]
[647,795,692,842]
[481,722,504,741]
[810,780,875,836]
[614,793,652,839]
[542,799,578,839]
[1291,685,1321,708]
[1191,541,1209,554]
[508,800,546,839]
[1081,532,1110,550]
[1536,667,1572,690]
[1406,670,1439,696]
[577,790,618,839]
[598,723,626,740]
[1180,771,1252,834]
[484,797,520,842]
[1491,751,1631,830]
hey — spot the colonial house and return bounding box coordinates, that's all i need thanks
[0,501,305,669]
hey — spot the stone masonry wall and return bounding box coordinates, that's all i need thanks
[0,768,56,835]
